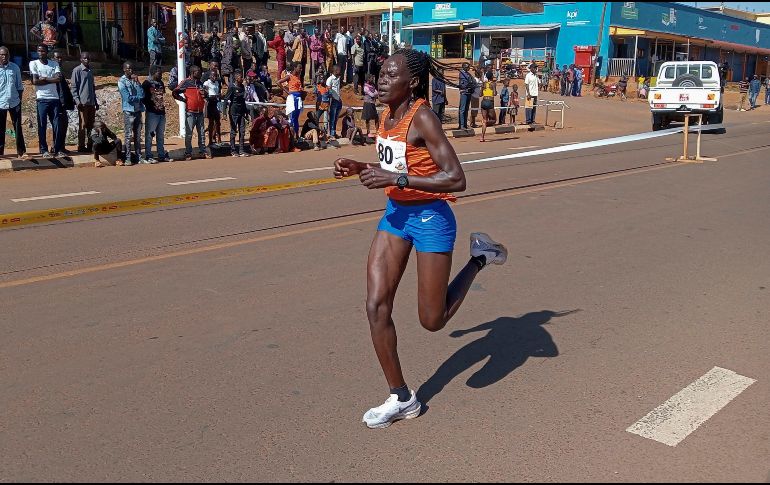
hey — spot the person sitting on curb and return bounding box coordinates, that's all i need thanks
[301,111,325,151]
[341,107,365,145]
[90,120,123,167]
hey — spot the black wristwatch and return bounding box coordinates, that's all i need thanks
[396,174,409,190]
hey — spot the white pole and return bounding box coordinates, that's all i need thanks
[389,2,393,54]
[633,34,638,78]
[176,1,186,137]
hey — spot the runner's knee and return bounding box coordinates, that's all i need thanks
[418,307,446,332]
[366,294,392,324]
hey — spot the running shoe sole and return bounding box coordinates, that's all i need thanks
[470,232,508,265]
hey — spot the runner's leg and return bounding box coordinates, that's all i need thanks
[366,230,413,389]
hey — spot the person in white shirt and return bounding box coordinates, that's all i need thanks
[203,69,222,148]
[524,63,539,124]
[325,65,342,138]
[29,44,64,157]
[335,28,349,84]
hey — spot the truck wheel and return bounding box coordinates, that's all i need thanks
[652,114,663,131]
[714,107,724,124]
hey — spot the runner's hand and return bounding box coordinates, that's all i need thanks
[359,166,396,189]
[333,157,364,178]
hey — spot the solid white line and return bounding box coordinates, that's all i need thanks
[167,177,237,186]
[559,142,577,145]
[462,125,704,165]
[626,366,755,447]
[507,145,541,150]
[457,151,486,156]
[11,191,101,202]
[285,167,334,174]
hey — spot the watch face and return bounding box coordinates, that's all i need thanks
[397,175,407,188]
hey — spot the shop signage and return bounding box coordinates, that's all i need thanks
[432,3,457,20]
[661,7,677,27]
[698,17,707,30]
[566,9,578,19]
[621,3,638,20]
[757,29,761,44]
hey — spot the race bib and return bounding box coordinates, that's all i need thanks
[376,135,408,174]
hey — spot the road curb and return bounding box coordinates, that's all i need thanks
[0,154,95,173]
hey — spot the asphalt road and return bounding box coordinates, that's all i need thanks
[1,102,769,481]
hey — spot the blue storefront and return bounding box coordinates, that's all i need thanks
[408,2,770,80]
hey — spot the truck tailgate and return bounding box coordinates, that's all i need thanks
[650,88,720,110]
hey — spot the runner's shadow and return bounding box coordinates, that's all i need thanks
[417,310,579,407]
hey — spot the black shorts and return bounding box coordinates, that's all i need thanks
[206,98,221,120]
[481,99,495,110]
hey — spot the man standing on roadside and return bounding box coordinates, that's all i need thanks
[457,62,474,130]
[239,24,253,73]
[748,74,761,110]
[0,46,27,158]
[118,62,146,165]
[524,63,539,124]
[173,65,211,160]
[30,44,63,158]
[335,26,349,85]
[142,66,172,163]
[738,77,750,111]
[147,18,164,68]
[70,51,98,153]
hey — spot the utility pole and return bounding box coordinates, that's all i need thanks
[592,1,608,86]
[176,1,186,137]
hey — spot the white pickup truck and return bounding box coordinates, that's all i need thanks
[649,61,723,131]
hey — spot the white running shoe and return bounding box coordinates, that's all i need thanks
[470,232,508,266]
[362,391,421,429]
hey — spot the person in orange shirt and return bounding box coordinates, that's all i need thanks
[333,49,508,429]
[277,62,304,136]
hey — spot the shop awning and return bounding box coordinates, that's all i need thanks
[187,2,222,13]
[465,24,560,34]
[402,19,480,31]
[154,2,223,14]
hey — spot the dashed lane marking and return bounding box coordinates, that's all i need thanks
[11,191,101,203]
[626,366,755,447]
[167,177,237,186]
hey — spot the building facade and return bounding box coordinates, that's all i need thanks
[299,2,413,46]
[408,2,770,81]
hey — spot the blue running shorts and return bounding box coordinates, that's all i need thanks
[377,198,457,253]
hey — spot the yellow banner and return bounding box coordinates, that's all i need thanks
[186,2,222,13]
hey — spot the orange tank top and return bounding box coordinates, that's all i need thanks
[288,75,302,93]
[377,98,456,202]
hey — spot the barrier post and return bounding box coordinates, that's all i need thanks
[666,113,717,163]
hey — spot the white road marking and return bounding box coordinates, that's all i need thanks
[11,191,101,202]
[457,151,486,156]
[167,177,237,186]
[626,366,756,447]
[559,141,577,145]
[507,145,541,150]
[285,167,335,174]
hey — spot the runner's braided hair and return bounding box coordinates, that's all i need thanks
[392,48,461,106]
